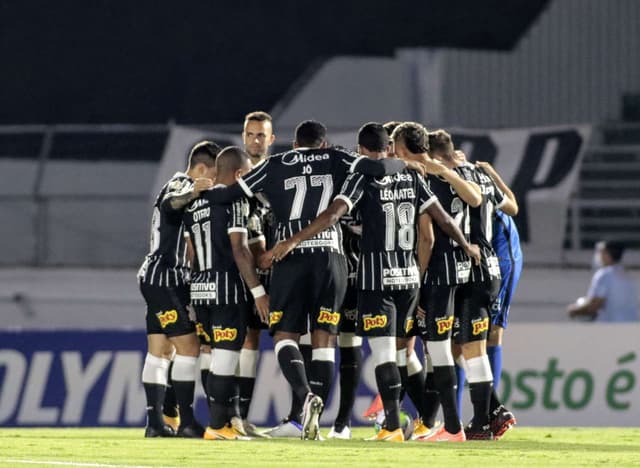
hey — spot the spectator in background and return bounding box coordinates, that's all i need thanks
[567,241,638,322]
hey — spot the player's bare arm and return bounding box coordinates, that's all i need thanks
[440,169,482,208]
[270,199,350,262]
[475,161,519,216]
[249,237,273,271]
[426,200,481,265]
[162,177,214,211]
[230,231,270,323]
[417,211,434,277]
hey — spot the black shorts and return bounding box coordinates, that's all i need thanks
[340,284,358,333]
[140,282,195,337]
[268,252,347,336]
[453,280,495,344]
[205,302,251,351]
[246,296,269,331]
[194,305,212,346]
[356,288,418,338]
[416,283,457,342]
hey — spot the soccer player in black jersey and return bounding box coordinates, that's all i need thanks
[236,111,277,437]
[183,146,270,440]
[270,123,479,442]
[195,120,418,440]
[427,130,518,440]
[326,210,363,440]
[391,123,485,442]
[137,141,217,437]
[448,145,518,439]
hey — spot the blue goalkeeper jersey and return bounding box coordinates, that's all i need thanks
[492,211,522,269]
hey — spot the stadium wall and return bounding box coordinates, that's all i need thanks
[274,0,640,129]
[0,325,638,428]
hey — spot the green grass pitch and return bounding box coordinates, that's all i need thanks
[1,427,639,467]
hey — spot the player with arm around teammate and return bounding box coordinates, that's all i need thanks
[184,147,270,440]
[137,141,217,437]
[270,122,480,442]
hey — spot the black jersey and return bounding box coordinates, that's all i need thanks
[248,194,273,287]
[340,212,362,288]
[424,175,472,286]
[232,148,407,256]
[138,172,192,287]
[337,169,437,291]
[455,163,507,282]
[183,185,254,306]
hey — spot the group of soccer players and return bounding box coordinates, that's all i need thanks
[138,111,523,442]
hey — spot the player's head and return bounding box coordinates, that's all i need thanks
[383,121,401,158]
[215,146,252,185]
[242,111,275,163]
[357,122,389,159]
[187,140,220,179]
[428,129,456,163]
[294,120,327,149]
[596,240,625,266]
[391,122,429,161]
[383,121,401,137]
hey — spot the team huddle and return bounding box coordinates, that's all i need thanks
[137,111,523,442]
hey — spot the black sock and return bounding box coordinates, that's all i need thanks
[422,371,440,428]
[489,388,501,414]
[277,344,311,404]
[398,364,408,405]
[406,368,426,419]
[172,380,195,427]
[288,392,304,424]
[206,373,235,430]
[469,381,492,426]
[334,346,362,430]
[163,361,178,418]
[237,376,256,420]
[229,378,241,420]
[375,362,402,432]
[299,344,313,379]
[144,383,166,428]
[309,359,334,403]
[201,369,209,398]
[433,366,461,434]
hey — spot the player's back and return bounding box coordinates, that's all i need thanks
[424,174,472,286]
[242,147,352,255]
[342,169,434,290]
[183,188,249,305]
[138,172,191,286]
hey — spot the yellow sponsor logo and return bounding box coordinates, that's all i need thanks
[472,318,489,336]
[405,318,414,334]
[213,328,238,342]
[196,322,211,343]
[157,310,178,328]
[436,316,454,335]
[317,310,340,326]
[269,311,283,326]
[363,315,387,331]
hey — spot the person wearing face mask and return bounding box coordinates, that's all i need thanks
[567,241,638,322]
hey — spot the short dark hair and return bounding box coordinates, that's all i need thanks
[383,121,401,137]
[188,140,220,168]
[602,240,626,262]
[244,111,272,123]
[358,122,389,152]
[295,120,326,148]
[391,122,429,154]
[215,146,251,176]
[428,129,454,156]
